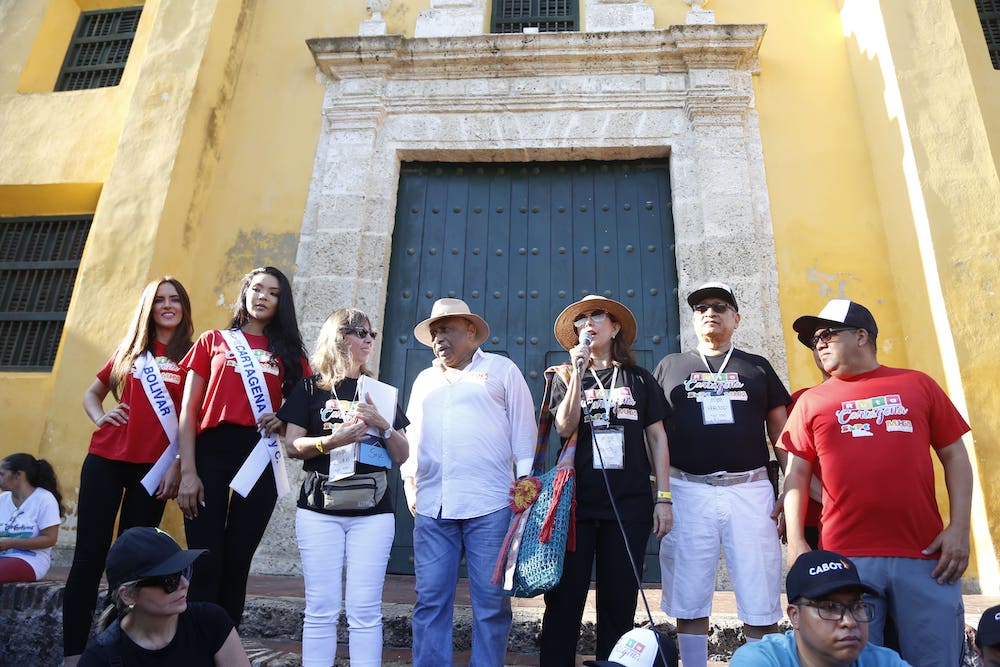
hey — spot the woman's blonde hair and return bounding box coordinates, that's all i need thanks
[311,308,374,391]
[96,583,137,632]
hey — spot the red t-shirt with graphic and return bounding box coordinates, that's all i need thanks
[784,387,823,528]
[781,365,969,559]
[88,340,186,464]
[181,329,311,432]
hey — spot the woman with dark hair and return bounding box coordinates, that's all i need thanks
[64,276,194,666]
[0,453,64,582]
[539,295,673,665]
[177,266,310,627]
[79,527,249,666]
[278,308,409,667]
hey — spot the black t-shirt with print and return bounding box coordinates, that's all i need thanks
[550,364,667,521]
[278,375,409,516]
[79,602,233,667]
[653,348,790,475]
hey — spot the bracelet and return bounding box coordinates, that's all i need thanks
[656,490,672,500]
[316,440,325,454]
[655,499,673,505]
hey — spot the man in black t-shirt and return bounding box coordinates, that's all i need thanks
[652,282,790,667]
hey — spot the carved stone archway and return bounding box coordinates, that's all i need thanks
[295,26,782,367]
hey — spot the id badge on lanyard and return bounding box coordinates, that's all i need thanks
[699,346,736,426]
[593,425,625,470]
[701,394,734,425]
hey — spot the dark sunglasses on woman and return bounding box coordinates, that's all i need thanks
[133,564,193,594]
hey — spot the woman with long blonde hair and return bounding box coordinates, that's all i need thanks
[278,308,409,667]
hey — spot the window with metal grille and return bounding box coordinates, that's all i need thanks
[55,6,143,91]
[491,0,578,33]
[0,216,92,371]
[978,0,1000,68]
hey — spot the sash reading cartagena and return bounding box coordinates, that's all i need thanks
[233,344,268,413]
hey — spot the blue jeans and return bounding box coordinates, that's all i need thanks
[852,556,964,667]
[412,507,512,667]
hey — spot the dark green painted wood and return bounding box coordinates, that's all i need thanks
[383,160,679,579]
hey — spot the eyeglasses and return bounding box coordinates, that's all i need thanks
[693,302,734,314]
[573,310,609,329]
[342,327,377,340]
[796,598,875,623]
[809,327,857,350]
[134,565,193,594]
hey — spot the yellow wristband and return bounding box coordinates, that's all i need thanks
[316,440,325,454]
[657,490,672,500]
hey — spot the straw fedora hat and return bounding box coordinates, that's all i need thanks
[413,298,490,347]
[553,295,637,350]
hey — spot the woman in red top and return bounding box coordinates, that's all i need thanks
[177,266,309,628]
[63,277,194,666]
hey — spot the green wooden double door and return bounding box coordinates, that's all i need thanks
[380,159,680,581]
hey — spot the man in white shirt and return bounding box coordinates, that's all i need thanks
[402,298,536,667]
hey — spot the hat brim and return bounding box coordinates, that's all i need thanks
[553,296,637,350]
[687,287,738,310]
[413,313,490,348]
[136,548,206,580]
[793,580,881,601]
[791,315,851,348]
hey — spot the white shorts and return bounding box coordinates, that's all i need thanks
[658,475,782,625]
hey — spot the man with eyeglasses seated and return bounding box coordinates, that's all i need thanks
[730,550,911,666]
[782,300,973,667]
[653,282,791,667]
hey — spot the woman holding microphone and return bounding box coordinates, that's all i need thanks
[540,295,673,665]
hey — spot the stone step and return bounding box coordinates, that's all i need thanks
[3,572,996,666]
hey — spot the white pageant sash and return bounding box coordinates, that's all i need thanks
[220,329,291,498]
[136,352,180,495]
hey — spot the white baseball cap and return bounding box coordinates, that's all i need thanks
[583,628,678,667]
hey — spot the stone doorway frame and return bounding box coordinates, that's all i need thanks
[295,26,784,373]
[256,25,785,575]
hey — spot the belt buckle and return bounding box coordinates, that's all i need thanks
[705,475,726,487]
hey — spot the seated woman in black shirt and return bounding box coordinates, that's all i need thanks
[79,527,249,666]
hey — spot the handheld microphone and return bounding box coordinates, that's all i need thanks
[577,330,592,374]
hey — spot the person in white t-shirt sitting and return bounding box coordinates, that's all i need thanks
[0,452,64,582]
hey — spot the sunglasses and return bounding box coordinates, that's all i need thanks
[809,327,857,350]
[134,564,193,594]
[693,302,734,314]
[573,310,609,329]
[342,327,377,340]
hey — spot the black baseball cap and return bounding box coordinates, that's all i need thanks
[978,604,1000,647]
[105,527,205,589]
[792,299,879,348]
[687,282,738,312]
[786,550,879,602]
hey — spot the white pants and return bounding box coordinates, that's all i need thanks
[296,508,395,667]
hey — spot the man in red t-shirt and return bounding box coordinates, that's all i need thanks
[781,299,973,667]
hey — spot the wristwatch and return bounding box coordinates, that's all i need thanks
[382,426,393,439]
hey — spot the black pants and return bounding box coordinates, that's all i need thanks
[540,516,652,665]
[183,424,277,627]
[62,454,166,656]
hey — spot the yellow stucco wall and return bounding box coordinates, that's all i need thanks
[1,0,996,588]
